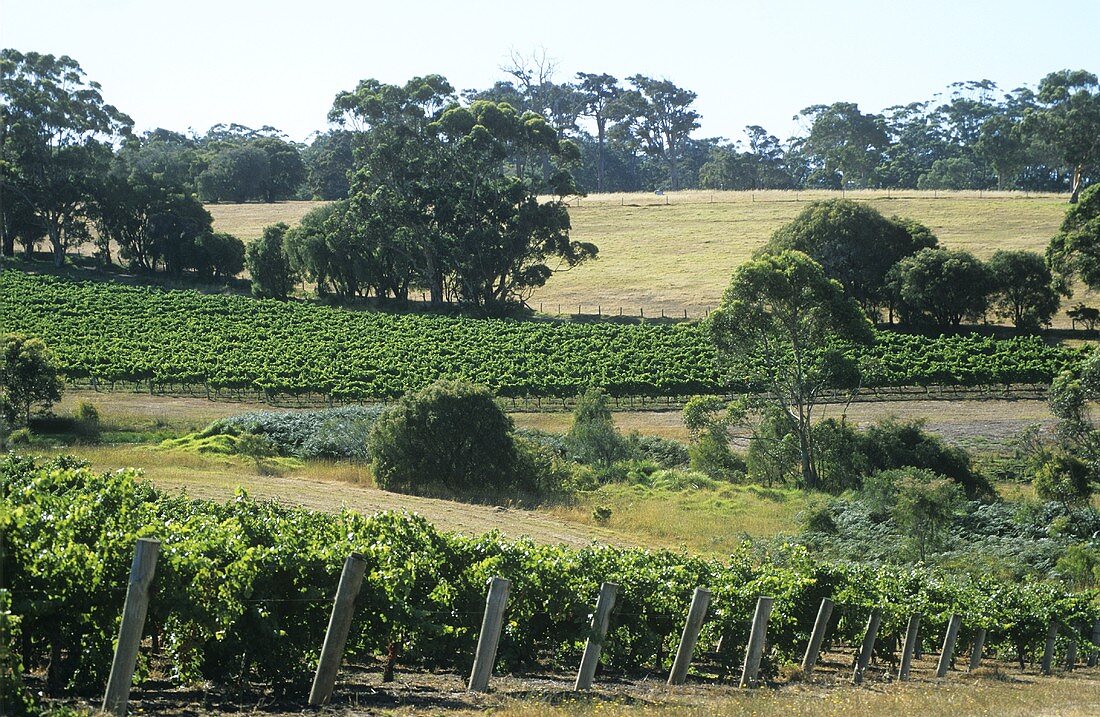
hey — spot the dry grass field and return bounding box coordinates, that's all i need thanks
[208,190,1088,320]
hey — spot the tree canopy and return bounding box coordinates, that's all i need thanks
[709,250,873,488]
[765,199,937,317]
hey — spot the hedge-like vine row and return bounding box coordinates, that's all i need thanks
[0,270,1083,400]
[4,454,1095,695]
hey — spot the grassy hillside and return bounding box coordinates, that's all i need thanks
[208,190,1078,318]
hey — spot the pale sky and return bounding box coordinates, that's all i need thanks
[3,0,1098,145]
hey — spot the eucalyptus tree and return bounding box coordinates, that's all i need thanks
[616,75,701,190]
[709,250,873,489]
[575,73,624,192]
[1023,70,1100,203]
[0,49,132,265]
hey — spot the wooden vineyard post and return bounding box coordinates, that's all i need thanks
[575,582,619,691]
[468,577,511,693]
[667,587,711,686]
[801,597,833,676]
[969,627,987,672]
[1066,622,1080,672]
[1089,619,1100,668]
[308,553,368,707]
[102,538,160,717]
[739,596,775,689]
[852,608,882,685]
[1041,622,1058,675]
[898,614,921,681]
[935,614,963,678]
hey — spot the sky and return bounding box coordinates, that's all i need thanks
[2,0,1098,145]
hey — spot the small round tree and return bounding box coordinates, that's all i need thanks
[369,380,518,495]
[1,334,63,426]
[246,223,297,299]
[567,387,628,467]
[1034,452,1093,509]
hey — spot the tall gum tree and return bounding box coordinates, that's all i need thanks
[709,250,873,489]
[0,50,132,264]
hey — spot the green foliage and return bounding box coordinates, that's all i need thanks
[810,418,868,494]
[330,75,595,309]
[567,387,629,467]
[887,247,994,330]
[0,49,132,266]
[625,433,690,469]
[987,249,1062,331]
[688,433,746,481]
[1055,544,1100,589]
[1033,452,1093,508]
[369,380,519,494]
[861,418,994,499]
[193,231,246,280]
[5,453,1096,699]
[711,250,873,488]
[766,199,937,316]
[0,271,1085,401]
[917,157,985,190]
[246,223,297,299]
[1,334,63,425]
[1047,184,1100,290]
[746,405,801,487]
[235,432,278,473]
[886,468,966,562]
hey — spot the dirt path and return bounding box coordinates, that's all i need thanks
[150,467,633,549]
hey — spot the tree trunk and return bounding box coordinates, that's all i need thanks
[798,422,817,489]
[1069,164,1083,203]
[49,224,65,267]
[596,120,606,193]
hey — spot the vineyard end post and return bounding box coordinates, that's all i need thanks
[935,614,963,678]
[102,538,160,717]
[801,597,834,676]
[468,577,511,693]
[1088,619,1100,668]
[575,582,619,691]
[667,587,711,686]
[898,613,922,681]
[739,596,775,689]
[853,608,882,685]
[308,553,368,707]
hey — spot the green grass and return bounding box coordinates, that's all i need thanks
[210,190,1087,321]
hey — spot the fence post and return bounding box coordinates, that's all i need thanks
[936,614,963,678]
[968,627,987,672]
[1041,621,1059,675]
[801,597,833,676]
[667,587,711,686]
[1066,622,1080,671]
[852,608,882,685]
[1088,619,1100,668]
[102,538,160,717]
[898,613,921,681]
[575,582,618,691]
[468,577,511,692]
[308,553,368,706]
[739,596,775,688]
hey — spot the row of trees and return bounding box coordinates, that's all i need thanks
[763,199,1069,332]
[705,191,1100,490]
[244,75,598,308]
[1,50,247,273]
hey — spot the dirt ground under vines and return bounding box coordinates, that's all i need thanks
[34,650,1100,716]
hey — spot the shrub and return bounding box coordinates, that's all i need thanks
[861,418,994,499]
[74,401,101,440]
[567,387,629,467]
[1055,543,1100,588]
[206,406,385,460]
[369,380,518,494]
[246,223,297,299]
[627,433,690,468]
[1034,452,1093,508]
[1,334,63,426]
[688,432,747,481]
[811,418,867,494]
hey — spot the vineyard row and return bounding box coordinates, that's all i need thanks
[5,455,1099,703]
[0,270,1086,401]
